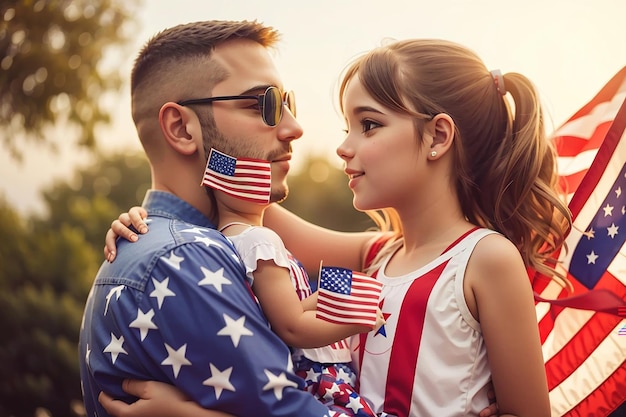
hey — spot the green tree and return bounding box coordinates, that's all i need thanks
[0,152,150,417]
[0,197,98,417]
[0,0,140,159]
[40,151,151,249]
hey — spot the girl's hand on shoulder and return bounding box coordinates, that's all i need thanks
[104,206,148,263]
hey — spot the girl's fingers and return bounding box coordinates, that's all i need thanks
[128,206,149,233]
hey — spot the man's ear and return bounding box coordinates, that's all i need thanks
[159,102,201,155]
[427,113,455,159]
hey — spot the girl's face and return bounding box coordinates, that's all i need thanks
[337,75,431,212]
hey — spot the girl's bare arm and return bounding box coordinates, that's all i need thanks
[468,234,550,417]
[253,260,377,348]
[263,203,379,272]
[104,204,381,274]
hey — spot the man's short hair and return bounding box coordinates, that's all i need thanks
[130,20,280,124]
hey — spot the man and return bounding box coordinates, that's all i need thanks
[78,20,341,417]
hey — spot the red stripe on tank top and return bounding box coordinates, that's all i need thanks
[355,227,478,411]
[383,261,449,417]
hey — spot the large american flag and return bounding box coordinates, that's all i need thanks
[532,66,626,416]
[201,148,271,204]
[316,266,383,328]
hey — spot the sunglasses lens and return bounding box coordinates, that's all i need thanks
[286,91,296,118]
[263,87,282,126]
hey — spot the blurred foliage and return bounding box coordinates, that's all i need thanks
[0,0,141,159]
[40,152,151,250]
[0,151,150,417]
[0,198,96,417]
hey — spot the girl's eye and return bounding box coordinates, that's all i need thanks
[361,119,381,133]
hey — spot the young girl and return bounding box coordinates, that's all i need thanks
[105,38,569,417]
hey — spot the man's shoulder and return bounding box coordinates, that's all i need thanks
[135,215,230,247]
[100,216,241,286]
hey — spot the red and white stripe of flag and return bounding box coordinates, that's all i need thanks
[316,267,383,328]
[201,149,271,204]
[534,66,626,416]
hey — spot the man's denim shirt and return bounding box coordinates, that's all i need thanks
[78,190,338,417]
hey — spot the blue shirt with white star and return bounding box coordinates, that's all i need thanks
[78,190,336,417]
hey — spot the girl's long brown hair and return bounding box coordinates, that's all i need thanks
[341,39,572,287]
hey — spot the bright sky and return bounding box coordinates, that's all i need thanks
[2,0,625,215]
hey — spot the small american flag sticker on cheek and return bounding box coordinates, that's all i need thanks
[201,148,272,204]
[316,266,383,328]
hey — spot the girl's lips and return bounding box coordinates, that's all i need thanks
[344,168,363,179]
[348,173,363,189]
[344,169,364,188]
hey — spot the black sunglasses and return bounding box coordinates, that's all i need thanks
[177,86,296,127]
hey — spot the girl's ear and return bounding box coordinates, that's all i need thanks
[159,102,202,155]
[427,113,455,160]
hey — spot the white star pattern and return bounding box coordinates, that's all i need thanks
[262,370,298,400]
[180,226,209,235]
[616,186,622,198]
[322,381,341,401]
[103,333,127,364]
[583,228,595,239]
[602,203,614,217]
[586,250,599,264]
[129,308,158,341]
[607,223,619,238]
[305,367,321,383]
[217,314,253,347]
[336,367,353,384]
[150,277,175,309]
[202,363,236,399]
[160,251,184,270]
[347,394,364,413]
[229,251,242,264]
[104,285,125,315]
[194,235,223,248]
[198,267,232,293]
[161,343,192,378]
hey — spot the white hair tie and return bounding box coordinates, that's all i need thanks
[490,69,506,96]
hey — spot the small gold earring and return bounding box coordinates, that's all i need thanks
[430,151,437,157]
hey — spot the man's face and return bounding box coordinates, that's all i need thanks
[203,39,303,203]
